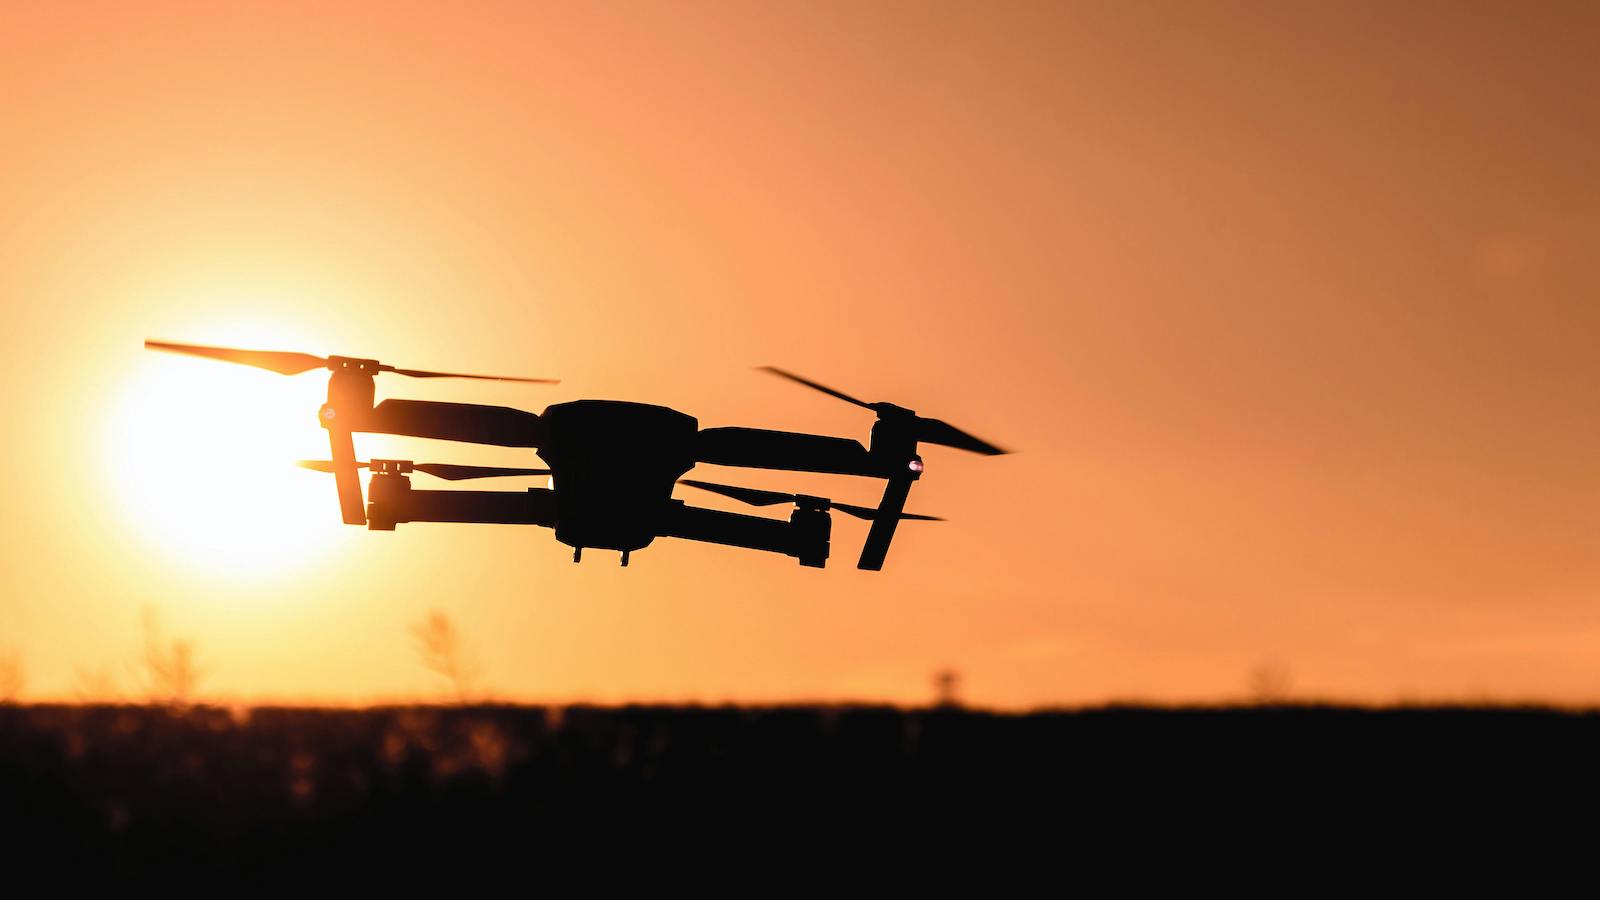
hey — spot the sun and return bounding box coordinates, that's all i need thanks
[108,332,352,575]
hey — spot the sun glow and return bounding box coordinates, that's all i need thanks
[108,334,352,576]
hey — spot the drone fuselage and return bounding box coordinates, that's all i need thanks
[536,400,697,554]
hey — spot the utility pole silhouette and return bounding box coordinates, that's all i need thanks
[933,668,963,709]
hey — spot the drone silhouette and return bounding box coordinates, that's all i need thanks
[144,340,1009,570]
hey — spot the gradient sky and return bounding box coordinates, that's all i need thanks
[2,1,1598,706]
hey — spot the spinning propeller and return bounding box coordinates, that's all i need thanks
[759,366,1007,456]
[679,479,942,521]
[297,460,550,481]
[145,339,558,383]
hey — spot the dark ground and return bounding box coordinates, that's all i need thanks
[3,703,1595,870]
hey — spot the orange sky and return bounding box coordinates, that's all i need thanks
[2,1,1598,706]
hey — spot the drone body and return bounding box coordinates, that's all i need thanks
[539,400,698,558]
[145,341,1007,570]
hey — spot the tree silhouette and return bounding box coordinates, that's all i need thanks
[411,610,483,704]
[133,608,209,708]
[1247,660,1294,705]
[72,665,123,703]
[0,650,23,703]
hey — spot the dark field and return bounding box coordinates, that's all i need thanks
[4,703,1595,868]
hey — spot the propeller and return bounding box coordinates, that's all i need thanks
[758,366,1007,455]
[678,479,942,521]
[145,340,558,383]
[297,460,551,481]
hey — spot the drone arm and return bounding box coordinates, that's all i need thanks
[326,428,367,525]
[660,502,821,563]
[856,472,916,571]
[322,368,373,526]
[374,487,559,527]
[695,427,879,477]
[357,399,546,447]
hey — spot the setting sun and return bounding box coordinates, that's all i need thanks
[108,330,348,575]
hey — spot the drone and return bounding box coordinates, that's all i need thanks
[144,340,1009,570]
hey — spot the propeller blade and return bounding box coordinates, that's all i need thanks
[296,460,360,473]
[145,339,557,383]
[412,463,551,481]
[145,340,329,376]
[915,417,1009,456]
[831,502,944,522]
[385,366,559,383]
[298,460,547,481]
[760,366,1010,455]
[679,479,796,507]
[680,479,941,521]
[758,367,876,410]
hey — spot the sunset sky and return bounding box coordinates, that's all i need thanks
[2,1,1598,706]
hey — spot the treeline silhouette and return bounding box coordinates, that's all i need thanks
[3,702,1597,869]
